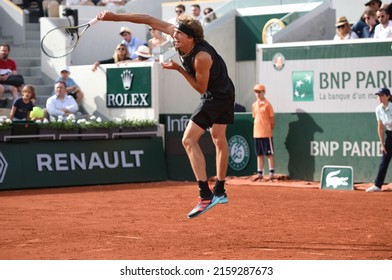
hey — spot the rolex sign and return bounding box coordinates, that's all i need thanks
[106,67,151,108]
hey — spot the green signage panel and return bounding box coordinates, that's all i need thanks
[0,138,166,190]
[160,113,257,181]
[320,165,354,191]
[106,67,151,108]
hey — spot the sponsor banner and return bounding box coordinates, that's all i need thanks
[273,112,386,182]
[257,40,392,113]
[106,67,151,108]
[255,40,392,182]
[0,138,166,190]
[160,111,385,182]
[160,114,256,181]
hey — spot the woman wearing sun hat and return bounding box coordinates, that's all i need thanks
[133,45,155,62]
[333,16,359,40]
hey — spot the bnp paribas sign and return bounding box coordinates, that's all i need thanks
[106,67,151,108]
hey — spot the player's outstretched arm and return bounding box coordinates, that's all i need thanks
[97,11,175,38]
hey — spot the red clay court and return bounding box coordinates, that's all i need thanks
[0,177,391,260]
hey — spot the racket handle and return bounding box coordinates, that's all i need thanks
[88,17,99,26]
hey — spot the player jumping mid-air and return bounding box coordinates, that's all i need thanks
[96,11,235,219]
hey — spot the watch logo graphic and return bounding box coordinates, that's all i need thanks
[121,69,134,90]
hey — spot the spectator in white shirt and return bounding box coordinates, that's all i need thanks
[191,4,202,22]
[374,7,392,38]
[46,81,78,117]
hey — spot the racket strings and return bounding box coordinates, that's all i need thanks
[64,27,79,42]
[41,26,80,58]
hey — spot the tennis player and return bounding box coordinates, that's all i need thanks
[96,11,235,219]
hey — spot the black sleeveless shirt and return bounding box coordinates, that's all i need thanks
[178,40,235,100]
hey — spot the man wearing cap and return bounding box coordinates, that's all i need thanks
[119,26,143,60]
[367,87,392,192]
[97,10,235,219]
[352,0,382,37]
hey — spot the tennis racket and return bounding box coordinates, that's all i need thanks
[41,18,99,58]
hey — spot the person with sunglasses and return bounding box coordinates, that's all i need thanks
[168,4,186,25]
[96,9,235,219]
[333,16,359,40]
[91,43,132,72]
[352,0,382,38]
[374,7,392,38]
[362,7,379,38]
[203,7,217,25]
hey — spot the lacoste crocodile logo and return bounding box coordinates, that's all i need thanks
[326,170,348,189]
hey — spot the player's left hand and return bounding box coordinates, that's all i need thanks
[161,59,180,71]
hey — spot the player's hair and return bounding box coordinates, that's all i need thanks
[177,15,204,43]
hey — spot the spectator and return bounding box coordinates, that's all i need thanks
[362,7,379,38]
[132,45,154,62]
[374,7,392,38]
[0,43,21,100]
[10,84,36,121]
[191,4,202,22]
[55,66,84,105]
[92,43,132,72]
[352,0,382,38]
[250,84,275,182]
[386,2,392,19]
[148,27,168,61]
[203,7,217,25]
[119,26,143,60]
[46,81,78,118]
[333,16,359,40]
[22,0,44,17]
[168,4,186,24]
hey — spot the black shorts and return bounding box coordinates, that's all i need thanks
[254,137,274,156]
[191,93,235,130]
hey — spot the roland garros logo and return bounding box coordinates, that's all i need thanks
[228,135,250,171]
